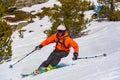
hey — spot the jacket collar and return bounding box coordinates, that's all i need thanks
[57,31,69,39]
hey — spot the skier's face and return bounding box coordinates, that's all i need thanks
[57,30,65,36]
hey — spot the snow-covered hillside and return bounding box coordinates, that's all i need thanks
[0,0,120,80]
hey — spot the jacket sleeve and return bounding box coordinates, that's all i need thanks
[40,34,56,47]
[69,38,79,53]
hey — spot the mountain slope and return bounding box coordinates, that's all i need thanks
[21,21,120,80]
[0,0,120,80]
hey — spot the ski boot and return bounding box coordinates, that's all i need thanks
[46,65,53,71]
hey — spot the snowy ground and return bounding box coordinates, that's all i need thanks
[0,0,120,80]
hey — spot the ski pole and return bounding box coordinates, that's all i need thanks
[9,48,37,69]
[77,53,107,59]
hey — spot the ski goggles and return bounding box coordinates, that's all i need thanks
[57,30,65,33]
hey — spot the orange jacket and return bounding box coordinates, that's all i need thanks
[40,31,79,53]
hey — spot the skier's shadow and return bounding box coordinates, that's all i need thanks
[58,63,69,67]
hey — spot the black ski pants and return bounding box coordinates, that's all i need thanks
[38,50,68,69]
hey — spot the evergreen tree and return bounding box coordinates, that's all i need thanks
[37,0,95,38]
[97,0,120,21]
[0,2,6,18]
[0,0,16,13]
[0,20,12,63]
[0,0,13,64]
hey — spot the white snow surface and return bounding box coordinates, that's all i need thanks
[19,0,61,14]
[0,0,120,80]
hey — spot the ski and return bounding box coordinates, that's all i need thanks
[21,69,46,78]
[21,65,65,78]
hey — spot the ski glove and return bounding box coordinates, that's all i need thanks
[72,52,78,60]
[35,45,42,50]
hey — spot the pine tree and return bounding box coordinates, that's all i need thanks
[0,0,13,63]
[37,0,94,38]
[97,0,120,21]
[0,20,12,63]
[0,2,5,18]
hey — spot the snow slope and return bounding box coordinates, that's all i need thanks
[0,0,120,80]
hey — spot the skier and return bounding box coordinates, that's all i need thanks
[35,24,79,70]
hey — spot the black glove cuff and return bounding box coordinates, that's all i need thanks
[74,52,78,57]
[39,45,43,48]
